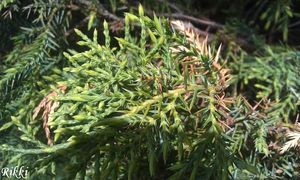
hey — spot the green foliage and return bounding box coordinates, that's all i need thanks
[1,1,300,179]
[0,0,17,11]
[253,0,296,41]
[0,0,71,121]
[229,46,300,122]
[0,8,262,179]
[225,21,300,178]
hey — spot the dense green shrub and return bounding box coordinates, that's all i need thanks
[1,0,300,179]
[0,6,261,179]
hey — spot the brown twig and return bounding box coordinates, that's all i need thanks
[163,13,224,29]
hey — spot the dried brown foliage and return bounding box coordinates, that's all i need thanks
[32,85,67,145]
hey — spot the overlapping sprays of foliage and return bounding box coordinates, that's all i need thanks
[229,46,300,122]
[0,0,300,179]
